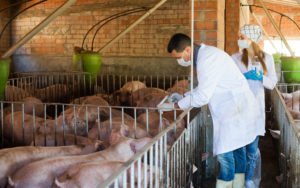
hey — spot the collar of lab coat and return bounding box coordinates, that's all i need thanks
[193,44,202,67]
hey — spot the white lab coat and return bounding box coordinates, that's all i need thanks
[178,44,259,156]
[232,52,277,137]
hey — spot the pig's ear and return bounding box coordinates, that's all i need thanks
[110,129,120,145]
[130,137,152,153]
[54,178,68,188]
[120,124,131,137]
[161,118,170,130]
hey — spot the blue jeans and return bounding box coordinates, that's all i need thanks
[217,147,246,181]
[245,136,260,181]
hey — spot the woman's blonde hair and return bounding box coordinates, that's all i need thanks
[241,42,268,75]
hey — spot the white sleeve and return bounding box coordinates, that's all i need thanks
[263,54,277,90]
[178,50,224,110]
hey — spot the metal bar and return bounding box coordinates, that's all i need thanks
[251,11,279,53]
[98,0,168,53]
[257,0,295,57]
[190,0,194,106]
[1,0,77,58]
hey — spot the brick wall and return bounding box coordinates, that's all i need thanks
[192,0,224,49]
[250,1,300,40]
[8,0,224,74]
[11,0,189,57]
[225,0,240,55]
[0,0,11,55]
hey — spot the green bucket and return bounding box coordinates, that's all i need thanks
[0,58,10,100]
[82,53,102,83]
[273,53,282,64]
[281,57,300,83]
[73,53,82,71]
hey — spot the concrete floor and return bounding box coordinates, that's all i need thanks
[196,110,281,188]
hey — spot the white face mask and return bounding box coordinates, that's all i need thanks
[177,51,191,67]
[238,40,250,49]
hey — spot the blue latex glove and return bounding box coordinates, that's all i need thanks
[244,70,263,81]
[254,70,263,81]
[168,93,183,103]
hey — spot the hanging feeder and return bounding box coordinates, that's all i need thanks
[81,53,102,83]
[281,57,300,83]
[0,58,10,100]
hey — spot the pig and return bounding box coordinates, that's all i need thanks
[281,90,300,111]
[88,118,147,142]
[172,79,189,89]
[167,86,189,95]
[289,110,300,120]
[129,87,168,106]
[3,112,46,145]
[36,84,70,102]
[70,95,109,107]
[3,97,44,117]
[72,95,110,124]
[8,137,152,188]
[137,111,185,145]
[0,141,101,188]
[47,96,111,137]
[117,81,147,105]
[31,132,109,149]
[4,85,33,101]
[54,161,124,188]
[55,160,152,188]
[136,93,168,115]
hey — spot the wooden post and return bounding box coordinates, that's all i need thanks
[98,0,167,54]
[257,0,295,57]
[1,0,77,59]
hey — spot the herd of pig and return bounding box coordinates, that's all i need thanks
[0,80,189,188]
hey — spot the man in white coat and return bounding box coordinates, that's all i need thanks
[159,33,259,188]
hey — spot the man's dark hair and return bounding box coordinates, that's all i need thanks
[167,33,191,53]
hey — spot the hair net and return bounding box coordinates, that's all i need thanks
[240,24,263,43]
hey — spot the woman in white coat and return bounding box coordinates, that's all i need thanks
[159,33,260,188]
[231,24,278,188]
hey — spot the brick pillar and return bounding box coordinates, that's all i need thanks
[0,0,11,54]
[191,0,225,49]
[225,0,240,55]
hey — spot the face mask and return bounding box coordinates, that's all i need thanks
[177,51,191,67]
[238,40,250,49]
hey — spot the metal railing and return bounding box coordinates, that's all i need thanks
[270,83,300,187]
[0,71,210,187]
[98,106,212,187]
[5,72,189,103]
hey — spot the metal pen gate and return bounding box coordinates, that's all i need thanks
[0,72,214,187]
[271,83,300,188]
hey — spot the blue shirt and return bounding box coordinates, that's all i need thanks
[194,45,201,68]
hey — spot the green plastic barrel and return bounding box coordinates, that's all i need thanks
[0,58,10,100]
[82,53,102,83]
[281,57,300,83]
[73,53,82,71]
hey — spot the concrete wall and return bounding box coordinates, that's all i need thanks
[12,55,189,76]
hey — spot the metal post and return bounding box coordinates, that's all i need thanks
[1,0,77,58]
[257,0,295,58]
[190,0,194,106]
[251,11,279,53]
